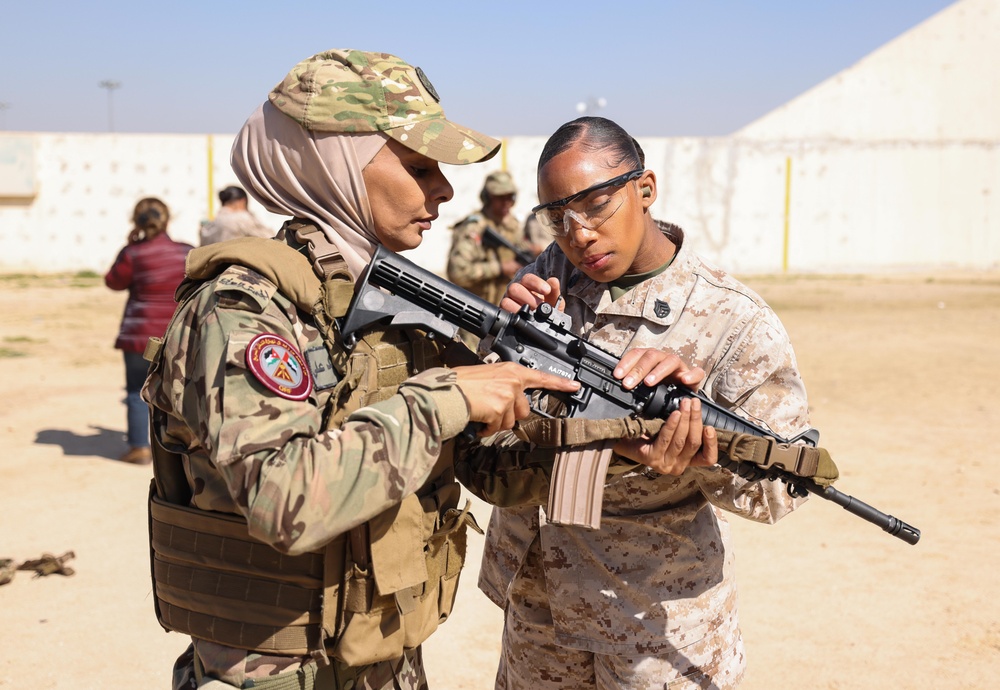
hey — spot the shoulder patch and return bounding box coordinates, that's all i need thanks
[246,333,312,401]
[215,265,277,313]
[454,213,482,229]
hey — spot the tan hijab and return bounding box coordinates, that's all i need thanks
[230,101,388,278]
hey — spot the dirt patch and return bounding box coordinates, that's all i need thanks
[0,272,997,689]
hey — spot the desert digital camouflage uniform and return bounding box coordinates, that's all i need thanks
[143,249,472,690]
[467,222,810,689]
[447,212,530,307]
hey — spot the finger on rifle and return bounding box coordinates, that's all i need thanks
[686,398,704,453]
[642,407,683,472]
[501,282,542,312]
[500,276,562,314]
[490,406,515,435]
[517,366,580,393]
[667,398,694,460]
[545,277,563,308]
[674,366,707,388]
[616,348,681,389]
[692,425,718,466]
[512,391,531,420]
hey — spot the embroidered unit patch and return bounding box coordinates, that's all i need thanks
[246,333,312,401]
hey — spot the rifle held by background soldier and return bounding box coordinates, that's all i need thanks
[481,225,536,267]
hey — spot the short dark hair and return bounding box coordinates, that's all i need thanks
[537,117,645,172]
[218,185,248,206]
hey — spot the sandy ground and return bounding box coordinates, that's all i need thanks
[0,271,998,689]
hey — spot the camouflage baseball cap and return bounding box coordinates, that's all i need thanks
[269,49,501,165]
[483,171,517,196]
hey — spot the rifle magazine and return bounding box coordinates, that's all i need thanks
[545,441,616,530]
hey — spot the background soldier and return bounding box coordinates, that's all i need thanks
[447,171,535,306]
[447,171,536,347]
[199,185,275,245]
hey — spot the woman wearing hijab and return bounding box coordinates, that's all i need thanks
[141,49,578,690]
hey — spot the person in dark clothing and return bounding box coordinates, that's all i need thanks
[104,197,192,464]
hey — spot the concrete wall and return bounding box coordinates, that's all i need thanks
[1,130,995,276]
[738,0,998,141]
[0,0,996,276]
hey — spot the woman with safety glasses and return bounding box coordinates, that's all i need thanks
[460,116,812,689]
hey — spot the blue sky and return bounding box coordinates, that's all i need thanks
[0,0,955,137]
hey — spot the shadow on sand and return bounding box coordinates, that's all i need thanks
[35,425,125,461]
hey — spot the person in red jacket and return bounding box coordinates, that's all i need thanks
[104,197,192,464]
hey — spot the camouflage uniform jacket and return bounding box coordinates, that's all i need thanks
[143,262,470,685]
[476,222,810,656]
[446,212,527,305]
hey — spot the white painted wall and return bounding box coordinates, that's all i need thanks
[738,0,999,141]
[1,131,996,276]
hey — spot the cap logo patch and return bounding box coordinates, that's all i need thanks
[414,66,440,103]
[653,299,671,319]
[246,333,312,401]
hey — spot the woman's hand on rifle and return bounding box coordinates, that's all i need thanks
[612,348,718,475]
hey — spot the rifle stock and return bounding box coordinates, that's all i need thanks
[340,246,920,545]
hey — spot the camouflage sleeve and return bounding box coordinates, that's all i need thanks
[695,308,810,523]
[184,298,470,555]
[455,431,555,507]
[446,218,502,288]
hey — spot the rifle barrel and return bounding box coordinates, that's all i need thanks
[817,484,921,545]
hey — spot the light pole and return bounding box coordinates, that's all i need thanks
[0,102,9,129]
[98,80,121,132]
[576,96,607,116]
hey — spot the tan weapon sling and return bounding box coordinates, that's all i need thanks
[513,415,839,530]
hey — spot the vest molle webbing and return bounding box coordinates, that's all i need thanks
[147,224,479,667]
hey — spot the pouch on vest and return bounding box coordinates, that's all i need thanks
[331,461,481,666]
[146,228,481,666]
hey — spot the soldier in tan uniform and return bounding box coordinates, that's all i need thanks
[199,185,274,245]
[141,50,577,690]
[459,116,811,689]
[447,171,535,307]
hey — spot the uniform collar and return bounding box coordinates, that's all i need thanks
[566,222,696,327]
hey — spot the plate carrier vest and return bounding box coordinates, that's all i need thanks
[144,221,479,668]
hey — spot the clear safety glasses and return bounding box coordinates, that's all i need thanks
[531,168,644,237]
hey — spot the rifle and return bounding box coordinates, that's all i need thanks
[339,246,921,545]
[481,225,536,267]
